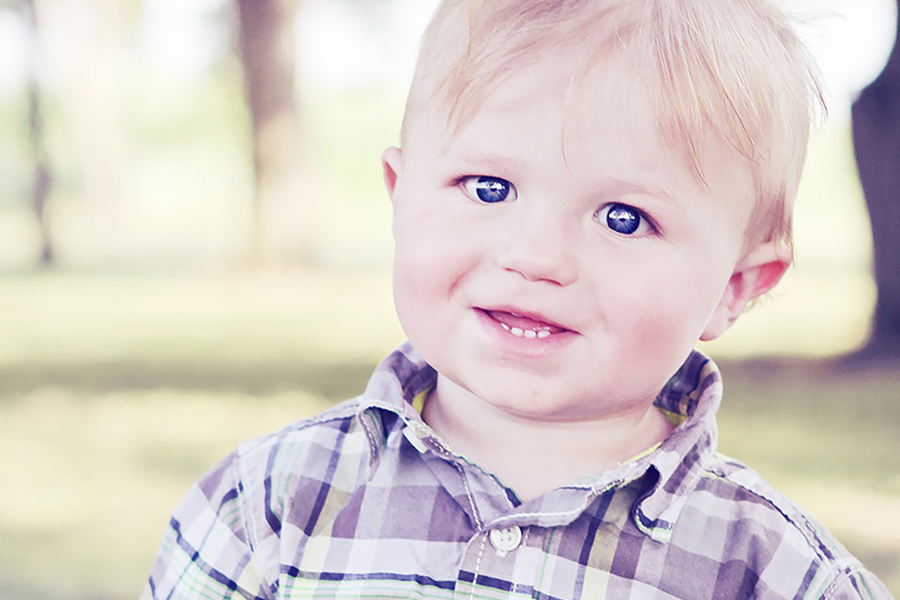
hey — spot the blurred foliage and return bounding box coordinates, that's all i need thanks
[0,0,414,270]
[0,71,403,269]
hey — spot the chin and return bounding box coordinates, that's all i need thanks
[476,387,577,420]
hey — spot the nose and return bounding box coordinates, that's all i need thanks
[492,204,577,286]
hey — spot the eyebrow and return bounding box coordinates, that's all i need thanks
[439,149,530,178]
[601,178,685,208]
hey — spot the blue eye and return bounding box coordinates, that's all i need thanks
[595,203,652,236]
[462,176,517,204]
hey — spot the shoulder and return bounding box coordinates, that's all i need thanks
[145,398,376,598]
[197,397,375,539]
[674,453,891,599]
[234,397,369,474]
[229,397,375,514]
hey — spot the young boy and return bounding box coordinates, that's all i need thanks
[144,0,892,598]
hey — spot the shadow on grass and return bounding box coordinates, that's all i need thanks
[8,353,897,402]
[0,357,381,403]
[715,354,900,418]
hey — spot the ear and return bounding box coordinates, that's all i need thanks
[382,146,402,201]
[700,241,792,341]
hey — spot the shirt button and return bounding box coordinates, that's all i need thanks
[489,526,522,556]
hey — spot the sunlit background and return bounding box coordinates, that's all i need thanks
[0,0,898,598]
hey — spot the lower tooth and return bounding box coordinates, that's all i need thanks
[510,327,524,337]
[524,330,537,339]
[537,331,551,339]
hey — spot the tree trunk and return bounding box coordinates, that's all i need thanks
[23,0,55,266]
[32,0,130,264]
[851,1,900,358]
[235,0,309,266]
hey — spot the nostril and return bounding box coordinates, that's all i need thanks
[499,258,573,286]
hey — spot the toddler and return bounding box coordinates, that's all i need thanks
[144,0,892,598]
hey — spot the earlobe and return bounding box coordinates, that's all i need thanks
[382,146,402,201]
[700,241,792,341]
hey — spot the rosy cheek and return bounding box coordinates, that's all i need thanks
[617,278,701,360]
[393,214,452,299]
[392,260,431,342]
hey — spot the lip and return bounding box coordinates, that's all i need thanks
[474,306,578,355]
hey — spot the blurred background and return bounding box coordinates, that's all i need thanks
[0,0,898,597]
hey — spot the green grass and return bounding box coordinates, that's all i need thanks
[0,385,334,599]
[0,271,897,599]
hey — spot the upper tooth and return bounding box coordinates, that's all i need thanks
[497,318,556,339]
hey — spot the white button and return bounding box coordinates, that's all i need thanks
[489,526,522,556]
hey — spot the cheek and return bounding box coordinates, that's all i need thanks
[627,295,697,355]
[392,229,432,330]
[393,197,487,280]
[392,247,441,353]
[391,203,473,335]
[608,255,725,356]
[393,198,454,252]
[393,205,452,285]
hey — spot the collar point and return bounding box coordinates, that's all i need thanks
[634,509,676,544]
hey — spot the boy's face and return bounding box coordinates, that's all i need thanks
[384,54,786,422]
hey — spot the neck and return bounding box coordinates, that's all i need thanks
[422,375,675,502]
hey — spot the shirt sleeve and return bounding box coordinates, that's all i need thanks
[143,451,273,600]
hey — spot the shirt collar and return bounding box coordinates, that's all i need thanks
[634,351,722,543]
[357,341,722,543]
[356,342,435,467]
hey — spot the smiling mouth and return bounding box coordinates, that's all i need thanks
[482,309,570,339]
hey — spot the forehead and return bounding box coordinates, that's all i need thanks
[406,50,755,216]
[407,44,742,187]
[409,37,708,180]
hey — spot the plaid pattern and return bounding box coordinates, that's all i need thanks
[144,342,892,599]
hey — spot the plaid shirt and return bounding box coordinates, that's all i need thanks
[144,342,891,599]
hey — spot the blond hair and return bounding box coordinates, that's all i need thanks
[402,0,824,250]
